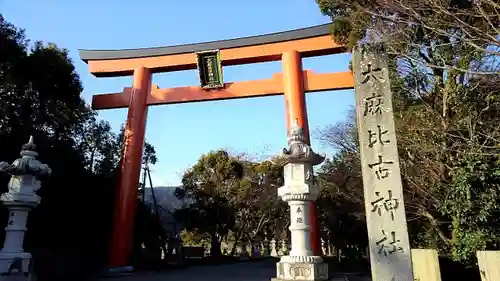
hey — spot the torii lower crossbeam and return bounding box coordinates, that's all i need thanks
[92,71,353,109]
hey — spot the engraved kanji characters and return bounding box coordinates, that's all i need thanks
[361,63,384,84]
[370,190,399,220]
[368,155,394,180]
[361,63,385,116]
[363,92,384,116]
[296,207,303,224]
[376,230,404,256]
[368,125,390,148]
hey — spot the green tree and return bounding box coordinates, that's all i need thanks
[0,15,105,277]
[143,143,158,166]
[315,110,367,255]
[316,0,500,265]
[175,150,288,257]
[175,150,243,257]
[229,159,285,254]
[0,15,160,277]
[74,115,118,174]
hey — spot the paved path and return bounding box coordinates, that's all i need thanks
[101,260,370,281]
[103,260,277,281]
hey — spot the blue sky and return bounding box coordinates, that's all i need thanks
[1,0,354,187]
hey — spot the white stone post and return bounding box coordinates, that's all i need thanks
[273,121,328,281]
[262,237,270,257]
[0,137,51,279]
[270,239,279,257]
[321,238,327,256]
[280,239,290,256]
[277,239,285,256]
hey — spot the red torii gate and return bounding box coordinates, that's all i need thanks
[79,23,353,269]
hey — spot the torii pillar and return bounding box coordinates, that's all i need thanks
[282,51,321,256]
[108,67,152,270]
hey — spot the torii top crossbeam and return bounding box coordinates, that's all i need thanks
[80,23,343,76]
[80,24,353,110]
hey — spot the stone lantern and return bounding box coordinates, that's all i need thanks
[0,137,51,279]
[273,121,328,281]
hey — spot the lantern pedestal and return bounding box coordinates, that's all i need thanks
[0,194,39,278]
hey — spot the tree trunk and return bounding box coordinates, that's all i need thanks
[210,232,222,257]
[230,230,243,256]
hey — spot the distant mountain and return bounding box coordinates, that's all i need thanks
[141,186,187,236]
[142,186,184,212]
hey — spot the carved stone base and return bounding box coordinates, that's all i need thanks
[274,260,328,281]
[0,251,31,279]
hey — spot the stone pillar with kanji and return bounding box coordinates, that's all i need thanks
[273,120,328,281]
[353,44,413,281]
[0,137,51,279]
